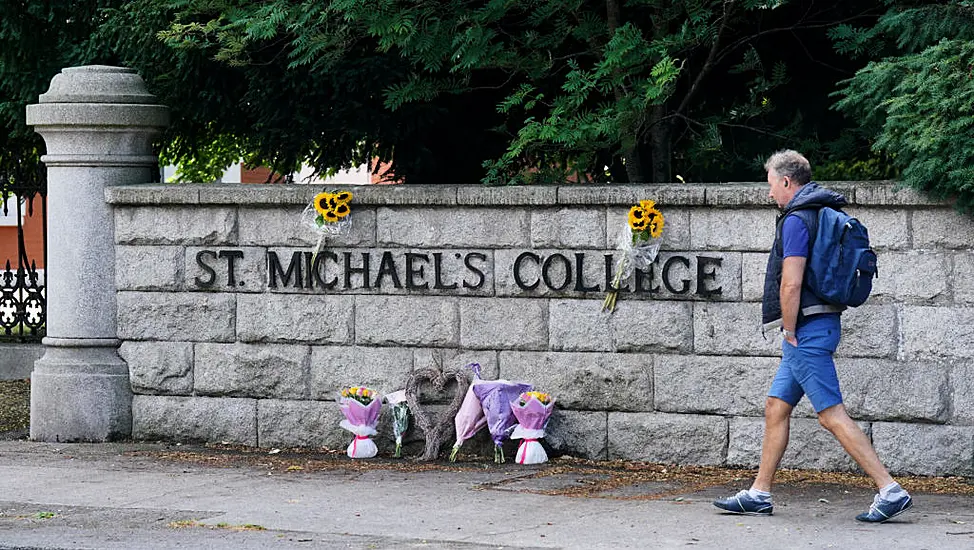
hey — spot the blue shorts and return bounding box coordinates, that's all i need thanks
[768,313,843,413]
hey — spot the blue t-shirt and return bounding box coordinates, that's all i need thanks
[782,215,810,258]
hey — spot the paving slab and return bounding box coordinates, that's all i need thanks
[0,441,971,549]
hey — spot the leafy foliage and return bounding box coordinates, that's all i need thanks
[834,1,974,209]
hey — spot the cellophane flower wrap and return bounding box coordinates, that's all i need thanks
[473,380,533,463]
[602,199,665,314]
[510,391,555,465]
[339,386,382,459]
[301,190,353,261]
[450,363,488,462]
[384,390,410,458]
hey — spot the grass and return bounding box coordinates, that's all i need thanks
[0,379,29,435]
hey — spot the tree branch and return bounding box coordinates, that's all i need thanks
[676,0,735,116]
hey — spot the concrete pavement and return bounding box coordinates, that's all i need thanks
[0,441,972,549]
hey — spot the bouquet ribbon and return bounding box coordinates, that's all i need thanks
[517,439,539,464]
[351,435,369,456]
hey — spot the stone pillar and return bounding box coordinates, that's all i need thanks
[26,66,169,441]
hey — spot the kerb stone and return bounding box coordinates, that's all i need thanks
[873,422,974,476]
[237,294,354,344]
[655,356,779,416]
[119,341,193,395]
[608,412,727,465]
[195,343,309,399]
[132,395,257,446]
[117,292,235,342]
[499,351,653,411]
[728,417,867,472]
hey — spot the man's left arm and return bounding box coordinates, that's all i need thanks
[780,256,806,346]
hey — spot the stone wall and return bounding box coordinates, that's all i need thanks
[106,182,974,476]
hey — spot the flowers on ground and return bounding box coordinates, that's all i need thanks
[450,363,488,462]
[601,199,665,314]
[338,386,382,459]
[473,379,533,463]
[511,391,555,464]
[385,390,411,458]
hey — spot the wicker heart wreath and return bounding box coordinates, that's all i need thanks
[404,358,468,461]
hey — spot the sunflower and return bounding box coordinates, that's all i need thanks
[631,218,649,231]
[628,206,647,229]
[313,192,334,216]
[334,190,353,204]
[323,210,340,222]
[334,202,351,218]
[645,208,665,238]
[639,199,656,211]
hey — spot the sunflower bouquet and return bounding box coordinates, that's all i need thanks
[301,190,354,260]
[338,385,382,459]
[601,199,665,313]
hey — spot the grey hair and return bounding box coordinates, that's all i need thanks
[764,150,811,185]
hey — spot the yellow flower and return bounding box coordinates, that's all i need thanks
[334,190,353,204]
[323,210,340,223]
[628,206,646,229]
[645,207,664,238]
[334,202,351,219]
[313,192,334,216]
[639,199,655,211]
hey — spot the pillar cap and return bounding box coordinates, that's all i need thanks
[38,66,159,105]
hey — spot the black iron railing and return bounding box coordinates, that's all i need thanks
[0,159,47,342]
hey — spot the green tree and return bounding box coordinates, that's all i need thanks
[0,1,120,176]
[152,0,891,184]
[833,1,974,209]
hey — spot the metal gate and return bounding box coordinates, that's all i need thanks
[0,159,47,342]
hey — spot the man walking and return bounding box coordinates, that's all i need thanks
[712,150,913,523]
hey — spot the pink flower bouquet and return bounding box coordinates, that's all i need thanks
[510,391,555,464]
[450,363,488,462]
[339,386,382,458]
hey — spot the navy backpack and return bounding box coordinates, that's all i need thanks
[802,206,877,307]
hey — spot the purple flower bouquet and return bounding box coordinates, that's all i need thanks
[473,380,533,463]
[511,392,555,464]
[339,387,382,459]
